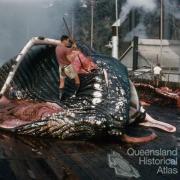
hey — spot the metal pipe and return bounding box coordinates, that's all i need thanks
[91,0,94,48]
[115,0,119,58]
[119,43,133,61]
[133,36,139,71]
[112,26,118,59]
[112,35,118,59]
[115,0,118,38]
[112,0,119,59]
[160,0,163,65]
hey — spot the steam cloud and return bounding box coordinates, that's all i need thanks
[124,23,147,41]
[120,0,157,41]
[123,0,180,41]
[119,0,157,26]
[0,0,79,65]
[164,0,180,19]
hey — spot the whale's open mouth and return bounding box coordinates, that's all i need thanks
[0,96,63,129]
[0,38,176,142]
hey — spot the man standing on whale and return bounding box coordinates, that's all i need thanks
[55,35,80,100]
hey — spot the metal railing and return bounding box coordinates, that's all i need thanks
[129,70,180,88]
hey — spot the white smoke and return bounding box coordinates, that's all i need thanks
[119,0,157,26]
[164,0,180,19]
[174,12,180,19]
[124,23,147,41]
[0,0,79,65]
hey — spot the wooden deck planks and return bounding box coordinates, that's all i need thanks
[0,106,179,180]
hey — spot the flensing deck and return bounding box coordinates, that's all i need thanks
[0,106,179,180]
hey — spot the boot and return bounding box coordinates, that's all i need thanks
[59,88,64,100]
[74,84,80,95]
[9,88,16,99]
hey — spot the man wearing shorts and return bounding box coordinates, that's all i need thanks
[55,35,80,100]
[153,63,162,87]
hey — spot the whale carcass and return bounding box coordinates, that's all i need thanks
[0,37,176,143]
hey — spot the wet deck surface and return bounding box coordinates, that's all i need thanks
[0,106,180,180]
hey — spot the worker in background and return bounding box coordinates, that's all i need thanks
[153,63,162,87]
